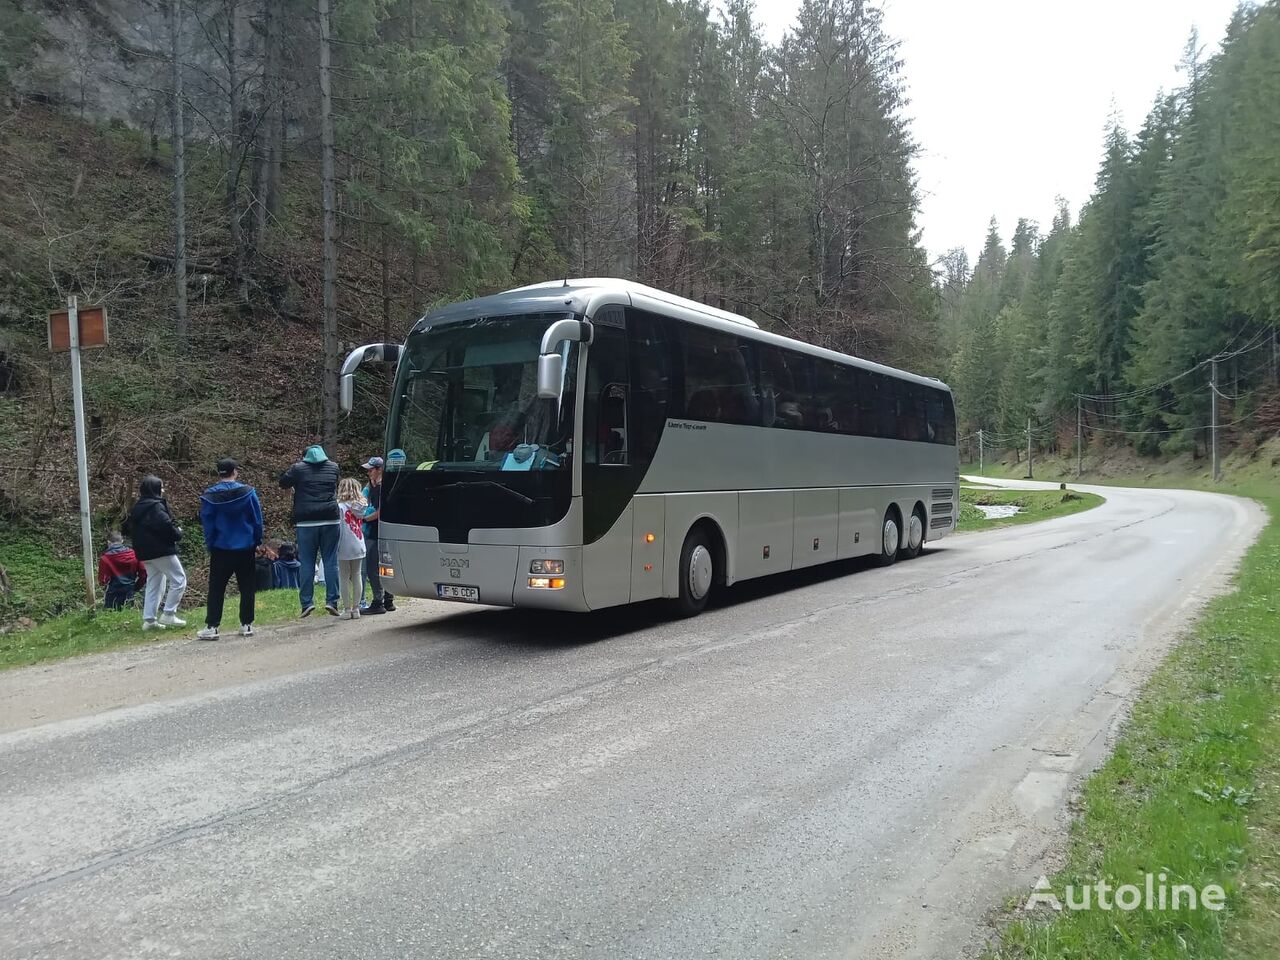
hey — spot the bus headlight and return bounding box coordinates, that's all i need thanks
[529,559,564,575]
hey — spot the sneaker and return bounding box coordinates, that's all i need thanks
[239,624,255,637]
[159,613,187,627]
[352,608,361,620]
[301,604,315,618]
[365,604,386,615]
[341,609,352,621]
[358,602,369,612]
[324,603,340,617]
[196,626,219,641]
[383,600,396,612]
[142,619,165,632]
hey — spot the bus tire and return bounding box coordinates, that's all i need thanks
[674,527,715,617]
[876,509,901,566]
[900,505,926,560]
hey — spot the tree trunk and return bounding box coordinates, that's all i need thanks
[170,0,187,338]
[225,0,247,302]
[318,0,339,448]
[260,0,283,233]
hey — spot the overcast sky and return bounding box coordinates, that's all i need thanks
[748,0,1242,263]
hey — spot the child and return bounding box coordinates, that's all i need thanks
[99,531,145,610]
[336,478,368,620]
[254,543,278,593]
[272,542,302,589]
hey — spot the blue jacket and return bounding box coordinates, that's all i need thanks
[199,481,264,552]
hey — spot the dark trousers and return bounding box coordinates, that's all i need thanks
[207,548,257,627]
[365,537,394,607]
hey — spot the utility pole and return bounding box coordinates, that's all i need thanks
[978,428,983,473]
[67,296,97,608]
[1076,397,1083,479]
[1026,417,1033,480]
[1210,358,1220,482]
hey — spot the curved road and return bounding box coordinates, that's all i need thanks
[0,481,1262,959]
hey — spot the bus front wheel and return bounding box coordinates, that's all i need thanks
[876,510,901,566]
[674,528,715,617]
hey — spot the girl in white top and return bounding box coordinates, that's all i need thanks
[336,478,368,620]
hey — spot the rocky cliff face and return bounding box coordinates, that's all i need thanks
[10,1,295,140]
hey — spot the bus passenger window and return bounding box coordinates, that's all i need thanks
[586,325,629,466]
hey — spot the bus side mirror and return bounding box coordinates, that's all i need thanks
[340,342,402,415]
[536,318,592,401]
[537,353,564,400]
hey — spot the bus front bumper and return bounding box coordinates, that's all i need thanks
[377,539,590,612]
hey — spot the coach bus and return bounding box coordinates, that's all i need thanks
[340,279,958,615]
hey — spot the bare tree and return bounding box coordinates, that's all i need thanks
[318,0,339,447]
[170,0,188,337]
[224,0,248,302]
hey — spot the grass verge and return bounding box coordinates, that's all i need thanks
[984,483,1280,958]
[957,487,1105,532]
[0,588,308,670]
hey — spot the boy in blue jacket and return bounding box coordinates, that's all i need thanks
[197,458,264,640]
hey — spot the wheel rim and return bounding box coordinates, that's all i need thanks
[908,513,924,551]
[883,518,900,556]
[688,544,713,600]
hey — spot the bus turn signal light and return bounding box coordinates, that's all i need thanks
[379,565,395,578]
[644,532,655,543]
[528,576,566,590]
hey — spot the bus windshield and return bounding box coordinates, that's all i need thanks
[389,314,578,472]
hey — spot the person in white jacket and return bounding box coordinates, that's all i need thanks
[336,478,369,620]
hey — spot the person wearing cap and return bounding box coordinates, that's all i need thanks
[279,445,341,617]
[360,456,395,614]
[197,458,264,640]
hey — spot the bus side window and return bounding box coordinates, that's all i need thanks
[811,359,843,433]
[586,325,629,466]
[626,310,671,466]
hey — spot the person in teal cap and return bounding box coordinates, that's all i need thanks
[279,445,341,616]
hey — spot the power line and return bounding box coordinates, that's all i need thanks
[1073,326,1274,404]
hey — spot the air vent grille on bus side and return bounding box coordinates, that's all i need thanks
[932,488,954,501]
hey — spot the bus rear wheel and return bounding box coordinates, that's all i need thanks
[674,528,715,617]
[876,510,901,566]
[900,505,926,560]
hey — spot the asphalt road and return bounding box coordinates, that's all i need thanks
[0,481,1262,960]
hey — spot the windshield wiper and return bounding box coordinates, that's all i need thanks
[428,480,534,505]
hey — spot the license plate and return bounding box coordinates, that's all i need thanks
[436,583,480,603]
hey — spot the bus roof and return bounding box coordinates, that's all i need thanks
[411,278,950,393]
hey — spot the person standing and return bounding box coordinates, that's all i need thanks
[123,475,187,630]
[98,531,145,610]
[279,445,341,617]
[360,456,395,614]
[336,478,368,619]
[196,458,264,640]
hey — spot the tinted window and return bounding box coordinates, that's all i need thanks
[626,309,671,465]
[584,325,628,465]
[663,320,954,445]
[680,324,758,425]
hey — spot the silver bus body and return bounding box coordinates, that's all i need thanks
[349,279,958,613]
